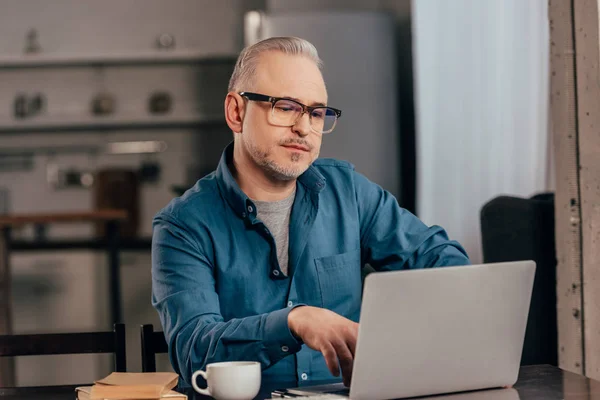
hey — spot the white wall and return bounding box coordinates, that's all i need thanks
[413,0,550,263]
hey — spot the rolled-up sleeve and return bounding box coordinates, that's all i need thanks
[353,171,470,270]
[151,213,302,385]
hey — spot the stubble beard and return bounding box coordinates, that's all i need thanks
[243,137,315,181]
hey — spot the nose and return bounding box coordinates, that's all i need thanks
[292,112,311,137]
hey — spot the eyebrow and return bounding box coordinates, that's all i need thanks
[283,96,327,107]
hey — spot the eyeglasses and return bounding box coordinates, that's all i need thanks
[239,92,342,134]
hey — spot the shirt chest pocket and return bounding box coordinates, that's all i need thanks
[314,249,362,320]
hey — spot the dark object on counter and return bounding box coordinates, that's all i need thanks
[148,91,173,115]
[94,169,139,238]
[13,93,45,119]
[156,33,176,50]
[13,94,27,119]
[91,92,116,116]
[481,193,557,366]
[30,93,45,114]
[139,160,161,183]
[24,28,42,53]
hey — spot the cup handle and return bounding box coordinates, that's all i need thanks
[192,370,211,396]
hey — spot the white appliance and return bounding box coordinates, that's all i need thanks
[244,11,401,198]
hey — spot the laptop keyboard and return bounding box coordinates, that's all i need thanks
[289,389,350,399]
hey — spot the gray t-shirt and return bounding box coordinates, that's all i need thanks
[254,189,296,276]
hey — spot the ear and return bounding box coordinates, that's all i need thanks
[224,92,246,134]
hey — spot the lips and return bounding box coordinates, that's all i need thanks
[283,144,310,152]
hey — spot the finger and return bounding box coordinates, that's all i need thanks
[321,342,340,377]
[332,339,354,386]
[345,326,359,358]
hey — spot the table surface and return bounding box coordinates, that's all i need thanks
[0,365,597,400]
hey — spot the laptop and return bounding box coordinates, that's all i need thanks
[275,261,535,400]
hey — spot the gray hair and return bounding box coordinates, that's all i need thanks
[228,36,323,92]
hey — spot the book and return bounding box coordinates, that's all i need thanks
[75,372,184,400]
[75,386,187,400]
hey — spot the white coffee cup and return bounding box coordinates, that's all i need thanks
[191,361,261,400]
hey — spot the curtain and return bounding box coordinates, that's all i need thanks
[413,0,550,263]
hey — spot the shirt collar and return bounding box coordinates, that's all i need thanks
[215,142,327,219]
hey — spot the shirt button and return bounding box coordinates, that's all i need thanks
[272,270,280,277]
[287,301,293,307]
[301,373,308,381]
[241,212,247,218]
[281,346,289,352]
[247,205,253,213]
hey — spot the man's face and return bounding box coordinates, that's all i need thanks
[239,52,327,181]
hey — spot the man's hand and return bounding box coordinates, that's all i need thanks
[288,306,359,386]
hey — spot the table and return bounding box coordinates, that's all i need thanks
[0,365,598,399]
[0,210,127,386]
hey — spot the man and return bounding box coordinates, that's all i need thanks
[152,36,469,388]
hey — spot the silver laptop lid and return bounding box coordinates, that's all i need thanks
[350,261,535,400]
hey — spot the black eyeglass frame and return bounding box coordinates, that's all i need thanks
[239,91,342,134]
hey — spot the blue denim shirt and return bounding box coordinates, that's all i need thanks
[152,144,470,386]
